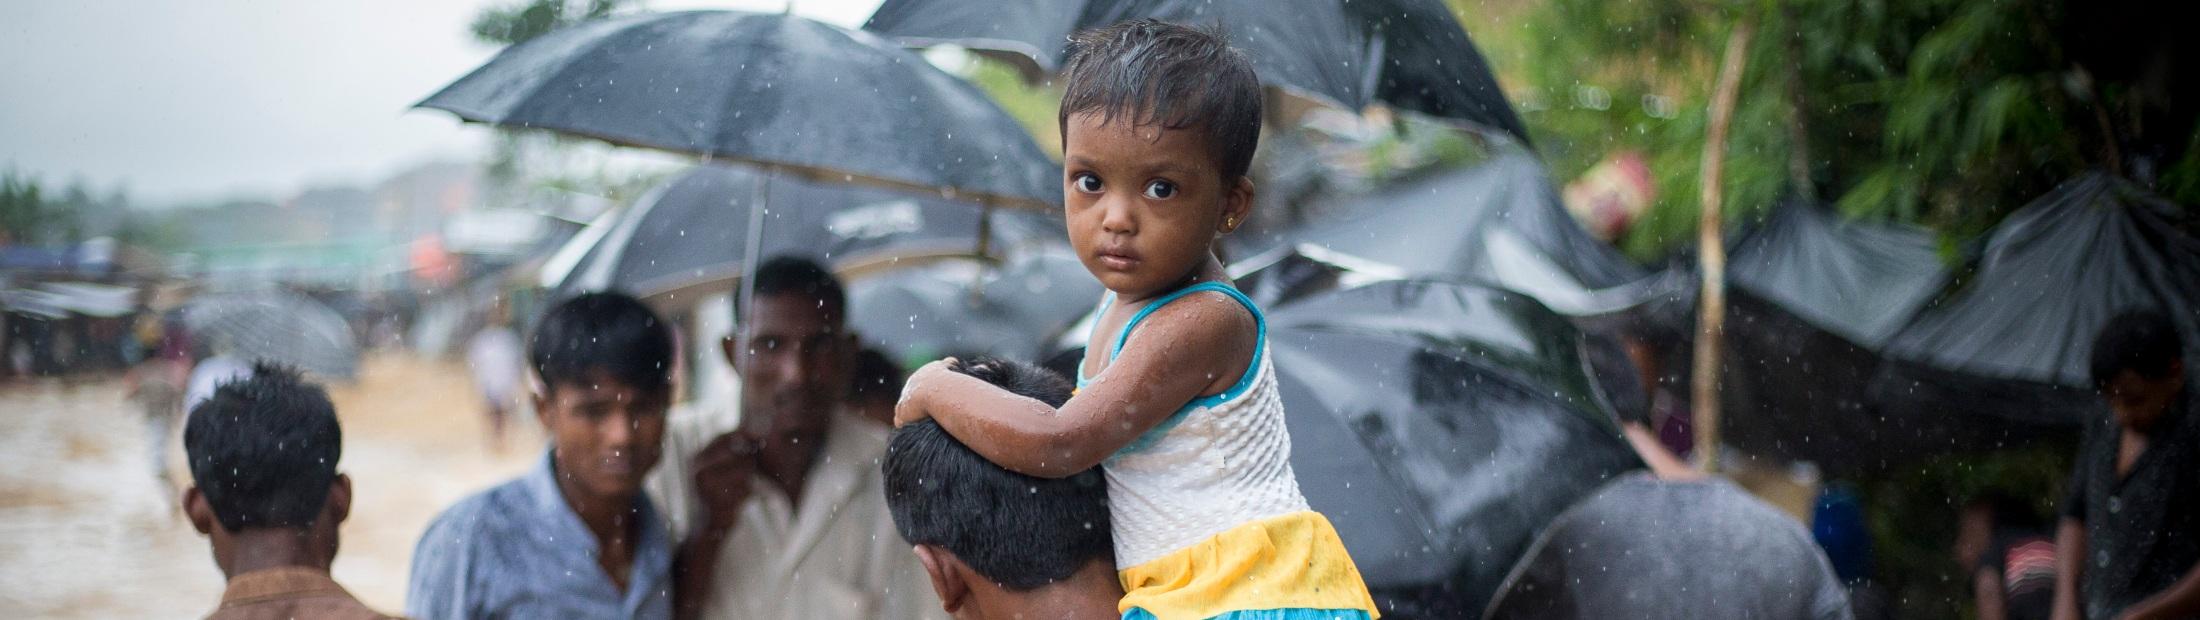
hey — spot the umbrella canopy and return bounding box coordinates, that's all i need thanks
[1254,152,1647,315]
[1728,200,1953,349]
[1483,473,1852,619]
[864,0,1532,144]
[183,291,360,380]
[848,250,1101,366]
[419,10,1059,209]
[1871,174,2200,428]
[1265,279,1641,616]
[555,163,1062,297]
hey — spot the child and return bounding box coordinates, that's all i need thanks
[895,19,1378,620]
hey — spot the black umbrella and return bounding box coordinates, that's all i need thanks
[183,291,361,380]
[420,10,1058,209]
[1870,174,2200,430]
[553,163,1061,298]
[1048,276,1642,617]
[1252,152,1648,315]
[849,250,1101,366]
[1483,473,1853,619]
[863,0,1532,144]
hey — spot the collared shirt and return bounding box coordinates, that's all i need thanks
[647,404,944,620]
[2062,388,2200,620]
[209,566,399,620]
[407,452,675,620]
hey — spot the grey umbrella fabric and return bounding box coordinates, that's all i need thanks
[1249,152,1647,315]
[419,10,1059,209]
[556,163,1061,297]
[863,0,1532,144]
[1728,200,1952,349]
[1870,174,2200,429]
[1484,472,1854,620]
[1263,279,1641,617]
[183,291,360,380]
[847,250,1101,365]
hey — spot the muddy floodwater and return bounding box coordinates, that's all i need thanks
[1,354,538,618]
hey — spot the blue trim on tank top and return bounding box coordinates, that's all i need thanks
[1078,282,1267,455]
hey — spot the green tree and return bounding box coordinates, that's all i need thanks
[467,0,637,200]
[1457,0,2194,260]
[0,169,77,247]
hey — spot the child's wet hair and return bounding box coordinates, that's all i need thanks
[1059,18,1263,181]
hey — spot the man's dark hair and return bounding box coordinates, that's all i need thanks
[850,347,904,404]
[739,255,846,320]
[1965,490,2047,531]
[2089,310,2185,390]
[883,357,1112,590]
[530,292,675,392]
[1059,19,1264,180]
[184,363,341,532]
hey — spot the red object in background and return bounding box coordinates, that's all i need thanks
[410,235,458,288]
[1563,151,1656,241]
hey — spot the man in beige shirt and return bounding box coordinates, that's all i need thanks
[183,363,398,620]
[653,256,940,620]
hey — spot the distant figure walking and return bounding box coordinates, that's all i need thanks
[465,306,525,453]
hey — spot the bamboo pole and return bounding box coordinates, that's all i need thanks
[1781,4,1814,198]
[1694,16,1756,473]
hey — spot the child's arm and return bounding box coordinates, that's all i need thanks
[896,294,1257,478]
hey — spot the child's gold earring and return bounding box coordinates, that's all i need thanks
[1224,215,1238,231]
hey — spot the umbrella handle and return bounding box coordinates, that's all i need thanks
[737,169,775,438]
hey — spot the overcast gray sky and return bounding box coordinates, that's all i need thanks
[0,0,883,206]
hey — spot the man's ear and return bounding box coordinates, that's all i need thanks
[327,474,353,526]
[183,486,216,536]
[913,544,969,614]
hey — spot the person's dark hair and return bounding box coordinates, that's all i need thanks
[529,292,675,393]
[184,363,341,532]
[1059,18,1264,181]
[850,348,905,404]
[738,255,846,320]
[2088,310,2184,390]
[883,357,1111,590]
[1965,490,2047,531]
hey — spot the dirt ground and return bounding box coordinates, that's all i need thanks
[0,353,538,618]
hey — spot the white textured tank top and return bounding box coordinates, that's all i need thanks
[1078,282,1311,569]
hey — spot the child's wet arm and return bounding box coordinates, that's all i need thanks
[910,370,1103,477]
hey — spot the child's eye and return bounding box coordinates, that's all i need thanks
[1072,173,1103,194]
[1143,179,1177,200]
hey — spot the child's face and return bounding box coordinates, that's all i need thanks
[1062,111,1250,299]
[534,370,669,503]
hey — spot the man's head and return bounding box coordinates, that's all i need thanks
[182,363,350,575]
[723,256,856,442]
[1058,19,1263,298]
[2088,310,2186,432]
[529,292,674,504]
[884,358,1114,617]
[1953,491,2043,574]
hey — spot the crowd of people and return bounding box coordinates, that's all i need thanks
[161,20,2195,620]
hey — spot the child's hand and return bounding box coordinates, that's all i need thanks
[893,357,959,427]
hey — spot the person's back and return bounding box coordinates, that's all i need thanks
[181,363,397,620]
[1485,472,1854,620]
[884,358,1121,620]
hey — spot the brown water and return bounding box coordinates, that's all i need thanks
[0,353,538,618]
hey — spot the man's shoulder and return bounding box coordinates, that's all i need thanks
[418,477,536,552]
